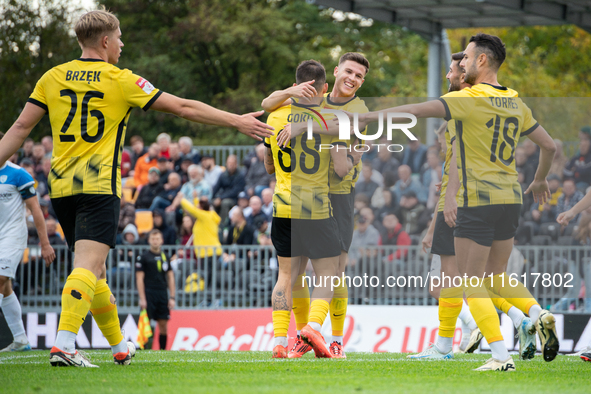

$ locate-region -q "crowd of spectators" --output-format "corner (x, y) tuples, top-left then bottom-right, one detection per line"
(11, 126), (591, 272)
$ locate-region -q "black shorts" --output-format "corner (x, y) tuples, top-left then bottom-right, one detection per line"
(431, 211), (455, 256)
(51, 194), (120, 252)
(330, 191), (355, 252)
(454, 204), (521, 247)
(271, 217), (341, 259)
(145, 289), (170, 321)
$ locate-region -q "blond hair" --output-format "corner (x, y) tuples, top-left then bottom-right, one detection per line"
(74, 9), (120, 48)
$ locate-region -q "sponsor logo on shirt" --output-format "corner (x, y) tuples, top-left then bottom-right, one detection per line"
(135, 77), (155, 95)
(0, 192), (12, 202)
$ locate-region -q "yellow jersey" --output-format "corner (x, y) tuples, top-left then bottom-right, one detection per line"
(28, 58), (162, 199)
(439, 83), (539, 207)
(324, 93), (369, 194)
(264, 100), (341, 219)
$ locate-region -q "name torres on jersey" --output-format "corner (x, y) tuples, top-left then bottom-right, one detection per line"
(439, 83), (539, 208)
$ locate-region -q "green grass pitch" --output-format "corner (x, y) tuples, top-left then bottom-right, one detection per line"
(1, 350), (588, 393)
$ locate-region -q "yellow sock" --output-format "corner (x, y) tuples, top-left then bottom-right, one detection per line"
(329, 281), (348, 336)
(90, 279), (123, 347)
(308, 300), (330, 326)
(489, 273), (539, 315)
(272, 310), (290, 338)
(292, 275), (310, 331)
(58, 267), (97, 333)
(483, 276), (514, 315)
(438, 286), (464, 337)
(464, 282), (503, 344)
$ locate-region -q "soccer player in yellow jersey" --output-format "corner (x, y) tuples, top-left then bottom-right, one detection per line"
(413, 52), (534, 361)
(264, 60), (360, 358)
(262, 53), (369, 358)
(359, 33), (558, 371)
(0, 9), (272, 367)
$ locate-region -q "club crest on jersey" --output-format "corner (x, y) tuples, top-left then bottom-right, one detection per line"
(0, 175), (6, 183)
(136, 77), (155, 95)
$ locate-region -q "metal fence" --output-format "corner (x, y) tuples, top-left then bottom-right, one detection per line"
(14, 244), (591, 314)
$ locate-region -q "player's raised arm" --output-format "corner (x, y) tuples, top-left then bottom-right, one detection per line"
(149, 92), (274, 141)
(0, 103), (46, 165)
(524, 125), (557, 204)
(261, 81), (317, 112)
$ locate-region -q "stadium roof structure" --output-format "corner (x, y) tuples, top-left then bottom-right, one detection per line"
(313, 0), (591, 142)
(314, 0), (591, 38)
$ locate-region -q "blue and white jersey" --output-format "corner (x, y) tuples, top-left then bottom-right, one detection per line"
(0, 162), (36, 249)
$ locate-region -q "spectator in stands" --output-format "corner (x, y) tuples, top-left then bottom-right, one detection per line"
(169, 142), (182, 172)
(549, 139), (567, 180)
(522, 138), (540, 170)
(121, 148), (131, 178)
(380, 213), (411, 262)
(35, 157), (51, 198)
(222, 207), (255, 267)
(168, 165), (212, 214)
(120, 223), (140, 246)
(392, 164), (426, 205)
(349, 213), (381, 266)
(356, 161), (380, 200)
(179, 136), (201, 164)
(357, 159), (384, 187)
(118, 194), (136, 234)
(402, 139), (427, 174)
(374, 189), (397, 224)
(201, 154), (223, 188)
(360, 206), (383, 236)
(516, 146), (535, 186)
(245, 144), (274, 197)
(244, 196), (267, 227)
(133, 143), (160, 188)
(178, 215), (195, 247)
(421, 149), (442, 210)
(150, 172), (182, 211)
(41, 136), (53, 158)
(253, 216), (272, 246)
(556, 179), (585, 223)
(354, 193), (370, 225)
(236, 192), (249, 210)
(261, 188), (273, 219)
(129, 135), (147, 172)
(157, 133), (171, 159)
(396, 190), (428, 235)
(563, 126), (591, 189)
(213, 155), (246, 221)
(177, 157), (192, 184)
(19, 138), (34, 164)
(181, 196), (222, 289)
(152, 209), (177, 245)
(45, 218), (65, 246)
(372, 148), (399, 180)
(32, 143), (45, 171)
(135, 168), (164, 210)
(157, 157), (172, 187)
(371, 171), (397, 209)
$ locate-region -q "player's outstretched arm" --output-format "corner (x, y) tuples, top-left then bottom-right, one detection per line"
(358, 100), (447, 128)
(524, 125), (557, 204)
(557, 191), (591, 226)
(261, 81), (317, 112)
(25, 197), (55, 266)
(0, 103), (46, 165)
(150, 92), (274, 141)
